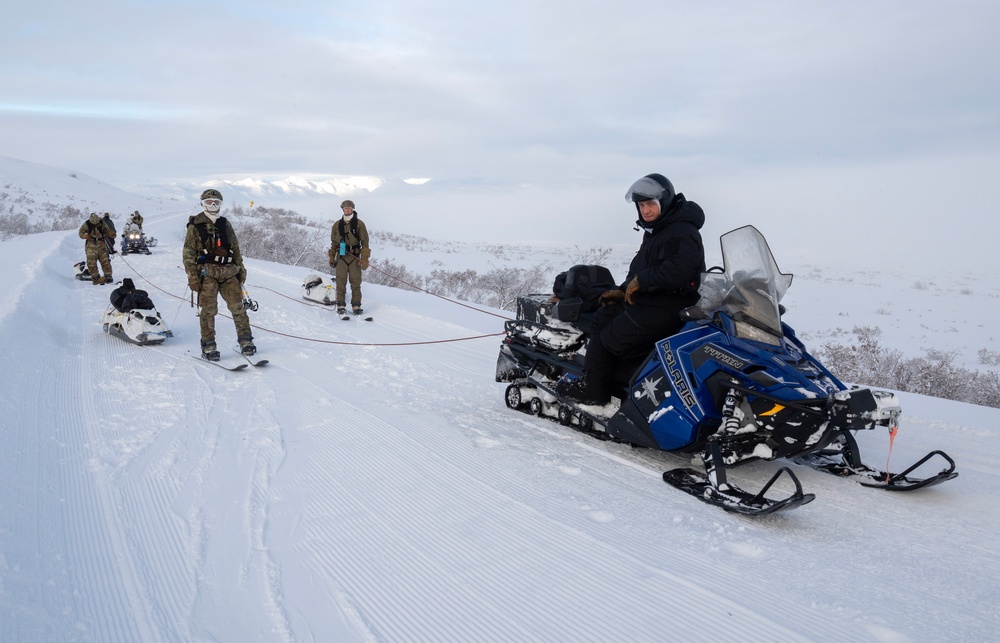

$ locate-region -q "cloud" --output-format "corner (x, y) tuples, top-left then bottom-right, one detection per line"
(2, 0), (999, 273)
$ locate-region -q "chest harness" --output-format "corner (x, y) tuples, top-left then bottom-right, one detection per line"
(189, 216), (236, 265)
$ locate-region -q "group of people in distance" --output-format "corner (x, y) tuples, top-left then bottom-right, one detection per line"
(80, 172), (700, 393)
(78, 210), (145, 285)
(179, 190), (371, 360)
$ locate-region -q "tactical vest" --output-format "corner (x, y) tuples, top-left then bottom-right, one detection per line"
(337, 217), (363, 253)
(85, 221), (105, 240)
(189, 216), (236, 265)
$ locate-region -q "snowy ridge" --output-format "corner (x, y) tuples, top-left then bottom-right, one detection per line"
(0, 208), (998, 640)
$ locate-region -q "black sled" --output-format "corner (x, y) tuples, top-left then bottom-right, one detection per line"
(496, 226), (957, 515)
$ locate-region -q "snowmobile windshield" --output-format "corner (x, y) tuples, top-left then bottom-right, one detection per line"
(625, 176), (668, 203)
(693, 226), (792, 345)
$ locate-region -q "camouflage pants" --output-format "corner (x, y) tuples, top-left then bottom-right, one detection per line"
(85, 240), (112, 281)
(334, 257), (363, 306)
(198, 273), (252, 346)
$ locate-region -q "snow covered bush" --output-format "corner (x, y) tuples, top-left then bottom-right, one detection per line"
(818, 326), (1000, 409)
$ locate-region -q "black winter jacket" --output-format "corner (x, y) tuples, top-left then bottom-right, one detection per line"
(623, 193), (705, 308)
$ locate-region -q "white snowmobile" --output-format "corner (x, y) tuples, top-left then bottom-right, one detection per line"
(100, 278), (173, 345)
(301, 274), (338, 305)
(120, 222), (156, 255)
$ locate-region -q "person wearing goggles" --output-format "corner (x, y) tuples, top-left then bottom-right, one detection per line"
(182, 188), (256, 361)
(556, 173), (706, 406)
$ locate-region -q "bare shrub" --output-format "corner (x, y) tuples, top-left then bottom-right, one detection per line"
(817, 325), (1000, 409)
(570, 245), (612, 266)
(978, 348), (1000, 366)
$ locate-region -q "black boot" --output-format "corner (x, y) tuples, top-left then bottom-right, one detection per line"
(201, 339), (220, 362)
(556, 371), (610, 405)
(238, 336), (256, 356)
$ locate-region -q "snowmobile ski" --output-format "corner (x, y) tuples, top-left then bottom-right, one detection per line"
(793, 430), (957, 491)
(191, 354), (248, 371)
(663, 466), (815, 515)
(233, 348), (269, 367)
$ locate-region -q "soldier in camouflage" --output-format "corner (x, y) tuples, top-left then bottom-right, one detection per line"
(78, 213), (115, 285)
(329, 199), (371, 315)
(182, 189), (255, 361)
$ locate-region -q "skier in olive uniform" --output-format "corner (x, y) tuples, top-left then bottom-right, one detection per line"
(329, 199), (371, 315)
(182, 189), (255, 361)
(78, 213), (115, 284)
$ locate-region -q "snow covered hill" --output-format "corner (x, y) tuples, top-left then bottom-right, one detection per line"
(1, 204), (998, 641)
(0, 156), (168, 228)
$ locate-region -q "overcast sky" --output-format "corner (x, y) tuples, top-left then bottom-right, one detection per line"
(3, 0), (999, 271)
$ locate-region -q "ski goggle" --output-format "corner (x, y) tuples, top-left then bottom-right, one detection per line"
(201, 198), (222, 208)
(625, 176), (667, 203)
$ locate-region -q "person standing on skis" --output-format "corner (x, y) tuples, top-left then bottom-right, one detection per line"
(78, 213), (115, 285)
(557, 173), (705, 405)
(329, 199), (371, 315)
(182, 188), (255, 361)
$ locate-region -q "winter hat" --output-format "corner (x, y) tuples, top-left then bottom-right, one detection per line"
(340, 199), (355, 210)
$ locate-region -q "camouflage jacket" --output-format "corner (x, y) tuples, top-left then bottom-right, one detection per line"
(182, 212), (246, 282)
(79, 219), (115, 244)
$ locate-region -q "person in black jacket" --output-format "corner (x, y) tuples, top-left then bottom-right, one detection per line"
(557, 173), (706, 405)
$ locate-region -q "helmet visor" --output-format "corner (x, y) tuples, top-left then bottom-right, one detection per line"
(625, 176), (667, 203)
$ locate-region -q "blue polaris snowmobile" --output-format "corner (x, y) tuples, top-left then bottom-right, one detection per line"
(496, 225), (957, 515)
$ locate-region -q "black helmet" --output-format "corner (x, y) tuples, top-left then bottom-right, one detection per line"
(625, 173), (675, 213)
(200, 188), (223, 201)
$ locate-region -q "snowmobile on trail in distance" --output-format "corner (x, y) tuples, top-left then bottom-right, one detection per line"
(496, 225), (957, 515)
(100, 278), (173, 346)
(120, 222), (156, 255)
(301, 273), (337, 305)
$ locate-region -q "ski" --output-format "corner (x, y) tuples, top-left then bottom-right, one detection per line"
(190, 354), (248, 371)
(663, 467), (815, 515)
(234, 348), (269, 367)
(793, 449), (957, 491)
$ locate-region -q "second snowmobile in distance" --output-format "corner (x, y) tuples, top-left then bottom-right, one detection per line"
(120, 222), (155, 255)
(496, 225), (957, 515)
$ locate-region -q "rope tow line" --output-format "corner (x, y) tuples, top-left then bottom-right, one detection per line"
(116, 254), (508, 347)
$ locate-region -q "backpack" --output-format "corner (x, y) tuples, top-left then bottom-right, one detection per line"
(552, 265), (616, 311)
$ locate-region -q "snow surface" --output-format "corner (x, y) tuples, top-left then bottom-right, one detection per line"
(1, 203), (999, 642)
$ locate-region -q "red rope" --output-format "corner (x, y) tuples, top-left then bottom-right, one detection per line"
(117, 254), (506, 347)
